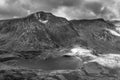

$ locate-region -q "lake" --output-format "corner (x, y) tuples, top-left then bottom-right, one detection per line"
(7, 56), (83, 70)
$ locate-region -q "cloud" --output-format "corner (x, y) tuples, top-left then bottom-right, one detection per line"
(85, 2), (103, 15)
(52, 6), (97, 20)
(0, 0), (82, 19)
(0, 0), (6, 7)
(0, 0), (28, 19)
(0, 0), (120, 20)
(53, 0), (120, 20)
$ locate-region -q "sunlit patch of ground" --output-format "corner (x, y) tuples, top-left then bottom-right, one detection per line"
(116, 27), (120, 34)
(86, 54), (120, 68)
(106, 28), (120, 37)
(64, 46), (120, 69)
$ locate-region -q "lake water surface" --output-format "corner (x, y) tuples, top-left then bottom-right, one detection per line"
(11, 56), (83, 70)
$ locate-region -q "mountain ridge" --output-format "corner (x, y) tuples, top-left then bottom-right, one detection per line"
(0, 11), (119, 55)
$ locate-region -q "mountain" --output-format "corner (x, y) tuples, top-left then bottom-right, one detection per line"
(0, 11), (120, 80)
(0, 11), (119, 54)
(0, 11), (79, 52)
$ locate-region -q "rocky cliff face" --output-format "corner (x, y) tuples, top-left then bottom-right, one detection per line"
(0, 11), (120, 80)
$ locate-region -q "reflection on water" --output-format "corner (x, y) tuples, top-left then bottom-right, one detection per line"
(13, 57), (83, 70)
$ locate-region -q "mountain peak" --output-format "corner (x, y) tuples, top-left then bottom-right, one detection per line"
(34, 11), (52, 21)
(27, 11), (56, 24)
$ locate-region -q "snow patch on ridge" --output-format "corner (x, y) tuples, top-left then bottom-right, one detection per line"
(64, 46), (120, 68)
(87, 54), (120, 68)
(39, 19), (48, 24)
(64, 46), (95, 59)
(116, 27), (120, 33)
(106, 28), (120, 37)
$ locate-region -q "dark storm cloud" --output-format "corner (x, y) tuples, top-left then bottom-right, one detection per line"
(0, 0), (120, 20)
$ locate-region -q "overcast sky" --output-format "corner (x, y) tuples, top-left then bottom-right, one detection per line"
(0, 0), (120, 20)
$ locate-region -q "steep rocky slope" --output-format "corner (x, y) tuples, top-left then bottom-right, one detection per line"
(0, 11), (120, 80)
